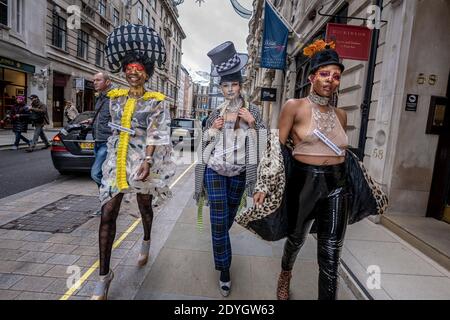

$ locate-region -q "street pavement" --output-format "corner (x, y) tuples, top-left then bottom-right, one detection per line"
(0, 144), (449, 300)
(0, 148), (63, 199)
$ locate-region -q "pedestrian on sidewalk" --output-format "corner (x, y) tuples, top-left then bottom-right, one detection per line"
(64, 100), (79, 123)
(10, 96), (31, 150)
(90, 24), (175, 300)
(253, 40), (350, 300)
(194, 41), (265, 297)
(26, 94), (50, 152)
(83, 72), (112, 217)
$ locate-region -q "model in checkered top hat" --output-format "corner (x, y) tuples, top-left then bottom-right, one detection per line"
(194, 41), (266, 297)
(91, 24), (175, 300)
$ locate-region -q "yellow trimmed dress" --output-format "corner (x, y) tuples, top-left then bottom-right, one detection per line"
(99, 89), (176, 207)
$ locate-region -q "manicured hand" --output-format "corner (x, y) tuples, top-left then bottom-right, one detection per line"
(253, 192), (266, 207)
(211, 117), (224, 130)
(239, 108), (255, 126)
(136, 162), (150, 181)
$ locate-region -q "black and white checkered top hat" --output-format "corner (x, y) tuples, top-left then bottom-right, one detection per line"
(207, 41), (248, 77)
(105, 24), (166, 72)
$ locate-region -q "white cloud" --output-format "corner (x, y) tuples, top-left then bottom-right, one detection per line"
(178, 0), (253, 73)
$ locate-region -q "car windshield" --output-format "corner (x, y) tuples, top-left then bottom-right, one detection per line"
(171, 119), (193, 128)
(72, 111), (96, 124)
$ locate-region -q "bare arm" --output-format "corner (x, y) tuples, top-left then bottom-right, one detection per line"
(278, 99), (298, 145)
(254, 99), (298, 206)
(335, 108), (347, 131)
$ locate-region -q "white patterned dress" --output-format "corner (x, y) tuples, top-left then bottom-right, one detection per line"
(99, 92), (176, 207)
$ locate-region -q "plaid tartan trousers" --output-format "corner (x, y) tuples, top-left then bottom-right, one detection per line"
(204, 167), (246, 271)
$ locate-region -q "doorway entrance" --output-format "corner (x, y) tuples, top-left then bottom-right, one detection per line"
(426, 73), (450, 222)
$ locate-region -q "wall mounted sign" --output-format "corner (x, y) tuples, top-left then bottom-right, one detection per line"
(326, 23), (372, 61)
(0, 56), (35, 73)
(405, 94), (419, 112)
(261, 87), (277, 102)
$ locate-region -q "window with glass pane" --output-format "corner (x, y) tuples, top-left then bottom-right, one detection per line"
(113, 8), (119, 26)
(95, 40), (105, 67)
(77, 30), (89, 60)
(144, 10), (149, 26)
(52, 14), (67, 50)
(137, 1), (143, 22)
(151, 17), (155, 28)
(15, 0), (22, 33)
(98, 0), (106, 16)
(0, 0), (7, 26)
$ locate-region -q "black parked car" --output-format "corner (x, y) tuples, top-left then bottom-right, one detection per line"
(170, 118), (201, 152)
(50, 111), (95, 174)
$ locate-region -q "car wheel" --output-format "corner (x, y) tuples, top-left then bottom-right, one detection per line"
(58, 170), (71, 175)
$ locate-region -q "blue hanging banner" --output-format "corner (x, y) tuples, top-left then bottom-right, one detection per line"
(260, 1), (289, 70)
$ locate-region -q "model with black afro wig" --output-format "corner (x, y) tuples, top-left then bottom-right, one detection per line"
(121, 51), (156, 80)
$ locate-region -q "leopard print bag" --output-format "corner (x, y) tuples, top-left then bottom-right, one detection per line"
(235, 131), (290, 241)
(346, 150), (389, 223)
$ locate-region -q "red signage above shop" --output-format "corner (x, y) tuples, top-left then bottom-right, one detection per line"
(326, 23), (372, 61)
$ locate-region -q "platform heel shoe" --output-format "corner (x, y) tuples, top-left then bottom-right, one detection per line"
(219, 280), (232, 297)
(276, 270), (292, 300)
(91, 270), (114, 300)
(137, 239), (151, 266)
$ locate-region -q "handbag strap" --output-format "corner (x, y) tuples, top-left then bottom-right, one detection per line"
(92, 94), (108, 123)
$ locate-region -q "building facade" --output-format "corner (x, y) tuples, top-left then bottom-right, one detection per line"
(0, 0), (49, 122)
(177, 65), (193, 118)
(193, 83), (209, 120)
(178, 66), (195, 118)
(245, 0), (450, 263)
(0, 0), (185, 127)
(208, 63), (224, 111)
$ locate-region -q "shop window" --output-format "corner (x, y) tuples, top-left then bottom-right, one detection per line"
(0, 0), (7, 26)
(77, 30), (89, 60)
(52, 13), (67, 50)
(0, 68), (26, 120)
(95, 40), (105, 67)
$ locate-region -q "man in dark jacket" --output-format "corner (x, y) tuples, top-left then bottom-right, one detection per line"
(82, 73), (112, 216)
(90, 72), (112, 187)
(10, 96), (31, 150)
(27, 94), (50, 152)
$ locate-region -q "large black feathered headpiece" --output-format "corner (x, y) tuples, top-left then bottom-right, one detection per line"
(105, 24), (166, 73)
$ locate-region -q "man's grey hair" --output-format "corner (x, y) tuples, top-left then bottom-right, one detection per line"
(95, 72), (111, 81)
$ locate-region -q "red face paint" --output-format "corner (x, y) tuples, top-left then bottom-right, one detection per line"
(125, 63), (145, 72)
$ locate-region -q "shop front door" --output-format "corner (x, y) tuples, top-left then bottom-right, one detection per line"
(53, 86), (65, 127)
(427, 73), (450, 222)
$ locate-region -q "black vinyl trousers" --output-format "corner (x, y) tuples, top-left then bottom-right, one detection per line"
(282, 159), (349, 300)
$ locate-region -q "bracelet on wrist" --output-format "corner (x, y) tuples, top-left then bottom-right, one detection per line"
(144, 155), (153, 165)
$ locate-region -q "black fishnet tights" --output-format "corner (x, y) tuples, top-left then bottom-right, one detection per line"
(98, 193), (154, 275)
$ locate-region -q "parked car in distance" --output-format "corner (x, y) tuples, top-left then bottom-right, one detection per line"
(50, 111), (95, 174)
(170, 118), (201, 152)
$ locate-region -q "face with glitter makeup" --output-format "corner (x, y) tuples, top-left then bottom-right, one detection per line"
(125, 62), (148, 88)
(309, 65), (341, 97)
(220, 81), (241, 101)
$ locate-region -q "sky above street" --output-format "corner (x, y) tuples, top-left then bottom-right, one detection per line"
(178, 0), (253, 73)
